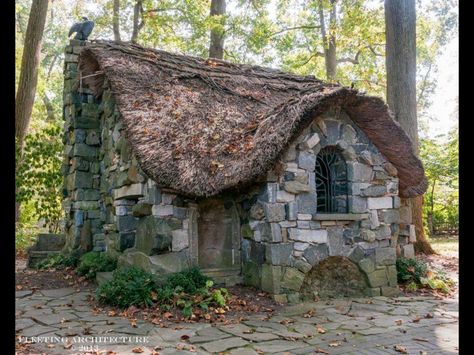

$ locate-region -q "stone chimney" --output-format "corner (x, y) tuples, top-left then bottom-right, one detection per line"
(61, 40), (105, 254)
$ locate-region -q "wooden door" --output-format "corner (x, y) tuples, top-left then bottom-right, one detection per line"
(197, 198), (239, 271)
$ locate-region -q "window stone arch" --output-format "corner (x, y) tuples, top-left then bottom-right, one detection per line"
(315, 146), (348, 213)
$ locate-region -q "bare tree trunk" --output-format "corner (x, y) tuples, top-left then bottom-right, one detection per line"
(385, 0), (435, 255)
(318, 0), (337, 81)
(208, 0), (226, 59)
(131, 0), (144, 43)
(15, 0), (49, 150)
(15, 0), (49, 223)
(427, 179), (436, 235)
(113, 0), (121, 42)
(42, 94), (55, 121)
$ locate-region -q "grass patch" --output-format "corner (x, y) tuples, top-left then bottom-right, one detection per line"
(430, 235), (459, 256)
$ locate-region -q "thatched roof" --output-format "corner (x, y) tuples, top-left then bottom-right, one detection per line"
(77, 40), (427, 198)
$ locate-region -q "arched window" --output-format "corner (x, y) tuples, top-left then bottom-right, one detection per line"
(315, 146), (348, 213)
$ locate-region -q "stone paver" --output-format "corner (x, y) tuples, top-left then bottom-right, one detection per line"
(16, 288), (458, 354)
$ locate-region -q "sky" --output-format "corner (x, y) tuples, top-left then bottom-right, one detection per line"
(422, 37), (458, 139)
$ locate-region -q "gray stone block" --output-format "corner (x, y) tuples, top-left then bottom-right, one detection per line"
(132, 203), (152, 217)
(375, 247), (396, 265)
(259, 223), (282, 242)
(298, 151), (316, 171)
(116, 215), (138, 232)
(367, 269), (388, 287)
(260, 183), (278, 203)
(379, 209), (400, 224)
(281, 267), (305, 291)
(348, 162), (373, 182)
(286, 201), (297, 220)
(402, 244), (415, 258)
(72, 171), (93, 189)
(303, 244), (329, 266)
(264, 203), (286, 222)
(349, 196), (368, 213)
(296, 192), (317, 214)
(265, 243), (293, 265)
(119, 232), (135, 251)
(261, 264), (282, 293)
(360, 185), (387, 197)
(282, 181), (311, 194)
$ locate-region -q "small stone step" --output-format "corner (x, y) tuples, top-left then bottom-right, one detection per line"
(34, 234), (66, 251)
(211, 275), (243, 287)
(27, 250), (62, 269)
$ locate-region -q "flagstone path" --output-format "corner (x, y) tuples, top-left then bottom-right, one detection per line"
(16, 287), (458, 354)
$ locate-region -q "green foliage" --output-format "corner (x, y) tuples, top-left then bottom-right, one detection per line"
(16, 124), (63, 232)
(76, 252), (117, 279)
(396, 257), (428, 284)
(96, 267), (230, 316)
(37, 252), (80, 269)
(420, 126), (458, 234)
(396, 257), (455, 294)
(163, 266), (211, 294)
(96, 266), (157, 308)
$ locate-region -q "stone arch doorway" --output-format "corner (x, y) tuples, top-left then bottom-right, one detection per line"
(300, 256), (369, 299)
(196, 198), (241, 280)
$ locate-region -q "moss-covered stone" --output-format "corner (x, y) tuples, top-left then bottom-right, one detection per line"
(261, 264), (281, 294)
(281, 267), (305, 291)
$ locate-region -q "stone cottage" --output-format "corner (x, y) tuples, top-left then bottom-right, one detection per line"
(60, 40), (427, 301)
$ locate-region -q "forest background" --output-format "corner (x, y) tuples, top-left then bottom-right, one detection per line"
(15, 0), (458, 252)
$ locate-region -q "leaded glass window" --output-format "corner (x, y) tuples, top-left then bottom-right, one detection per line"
(315, 146), (348, 213)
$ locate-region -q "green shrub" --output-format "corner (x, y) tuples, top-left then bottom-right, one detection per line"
(96, 267), (156, 308)
(96, 267), (231, 315)
(163, 267), (211, 294)
(396, 257), (428, 284)
(76, 252), (117, 279)
(396, 257), (455, 294)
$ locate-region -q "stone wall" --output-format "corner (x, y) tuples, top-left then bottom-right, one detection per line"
(61, 41), (195, 275)
(239, 109), (416, 301)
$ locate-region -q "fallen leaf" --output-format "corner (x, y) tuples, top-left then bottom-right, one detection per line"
(413, 337), (429, 342)
(130, 319), (138, 328)
(329, 341), (340, 347)
(132, 347), (144, 353)
(317, 326), (326, 334)
(163, 312), (173, 319)
(315, 348), (329, 354)
(394, 345), (408, 353)
(181, 335), (190, 341)
(395, 320), (403, 326)
(412, 317), (421, 323)
(425, 313), (434, 319)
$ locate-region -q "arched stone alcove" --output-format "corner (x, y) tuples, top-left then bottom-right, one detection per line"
(300, 256), (369, 300)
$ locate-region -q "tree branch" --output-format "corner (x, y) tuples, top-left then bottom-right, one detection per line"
(337, 50), (361, 64)
(299, 52), (325, 66)
(269, 25), (321, 37)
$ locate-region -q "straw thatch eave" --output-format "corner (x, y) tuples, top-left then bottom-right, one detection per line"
(77, 40), (427, 198)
